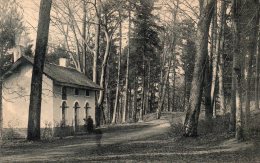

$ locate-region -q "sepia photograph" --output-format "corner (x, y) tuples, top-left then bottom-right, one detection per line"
(0, 0), (259, 162)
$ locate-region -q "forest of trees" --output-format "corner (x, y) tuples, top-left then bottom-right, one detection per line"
(0, 0), (259, 142)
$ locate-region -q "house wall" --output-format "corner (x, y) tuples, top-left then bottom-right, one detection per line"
(2, 63), (96, 138)
(2, 64), (54, 137)
(52, 85), (96, 129)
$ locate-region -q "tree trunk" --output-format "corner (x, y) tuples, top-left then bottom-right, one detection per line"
(140, 62), (145, 122)
(93, 0), (101, 126)
(119, 94), (123, 123)
(128, 87), (132, 120)
(172, 70), (176, 112)
(184, 0), (215, 137)
(27, 0), (52, 141)
(256, 19), (260, 111)
(122, 9), (130, 123)
(183, 55), (187, 111)
(112, 13), (122, 124)
(96, 31), (111, 127)
(159, 34), (167, 99)
(255, 5), (260, 111)
(140, 45), (146, 122)
(167, 81), (170, 112)
(105, 79), (110, 123)
(70, 24), (82, 72)
(82, 0), (87, 75)
(0, 79), (2, 139)
(204, 56), (213, 121)
(0, 47), (2, 139)
(93, 0), (101, 83)
(218, 0), (227, 115)
(205, 2), (217, 121)
(231, 0), (244, 141)
(209, 1), (218, 118)
(157, 63), (171, 119)
(229, 68), (237, 132)
(245, 1), (259, 128)
(133, 77), (138, 122)
(146, 60), (151, 114)
(172, 48), (177, 112)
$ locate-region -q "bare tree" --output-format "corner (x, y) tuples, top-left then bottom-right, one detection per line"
(184, 0), (215, 137)
(112, 11), (122, 124)
(96, 0), (123, 126)
(157, 0), (179, 119)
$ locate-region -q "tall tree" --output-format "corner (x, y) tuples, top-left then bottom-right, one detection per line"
(122, 3), (132, 123)
(184, 0), (215, 137)
(27, 0), (52, 141)
(112, 11), (122, 124)
(132, 0), (161, 121)
(0, 0), (25, 139)
(245, 0), (259, 127)
(93, 0), (101, 83)
(230, 0), (243, 141)
(207, 0), (217, 119)
(217, 0), (227, 115)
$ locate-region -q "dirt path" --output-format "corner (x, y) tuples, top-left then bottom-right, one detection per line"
(0, 119), (171, 162)
(0, 113), (259, 162)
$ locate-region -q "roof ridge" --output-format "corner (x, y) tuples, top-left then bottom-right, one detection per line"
(3, 56), (102, 90)
(47, 62), (81, 72)
(23, 55), (83, 73)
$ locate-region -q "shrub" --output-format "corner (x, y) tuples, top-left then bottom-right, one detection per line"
(41, 121), (53, 140)
(2, 122), (17, 140)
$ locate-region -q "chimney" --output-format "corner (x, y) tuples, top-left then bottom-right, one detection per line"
(59, 58), (69, 67)
(13, 45), (24, 62)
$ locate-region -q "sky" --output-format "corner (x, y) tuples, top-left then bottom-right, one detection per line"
(19, 0), (40, 42)
(18, 0), (199, 47)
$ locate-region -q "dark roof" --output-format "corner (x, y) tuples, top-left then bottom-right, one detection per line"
(2, 56), (102, 90)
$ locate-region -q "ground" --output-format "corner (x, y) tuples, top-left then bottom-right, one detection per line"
(0, 112), (260, 162)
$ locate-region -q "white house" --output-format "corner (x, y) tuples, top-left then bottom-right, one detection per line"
(1, 55), (101, 138)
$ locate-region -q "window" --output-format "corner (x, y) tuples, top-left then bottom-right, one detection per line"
(74, 102), (80, 131)
(62, 87), (67, 100)
(85, 103), (89, 119)
(75, 88), (79, 95)
(85, 90), (90, 96)
(61, 101), (67, 126)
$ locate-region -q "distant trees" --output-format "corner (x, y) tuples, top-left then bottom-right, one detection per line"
(157, 0), (179, 119)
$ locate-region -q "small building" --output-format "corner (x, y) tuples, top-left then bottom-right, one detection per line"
(1, 55), (101, 138)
